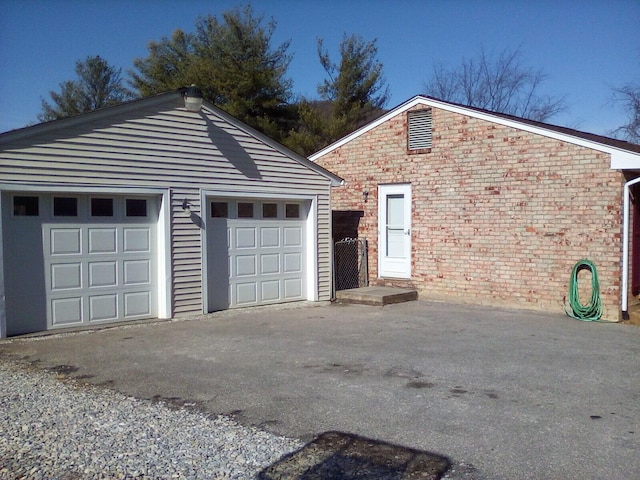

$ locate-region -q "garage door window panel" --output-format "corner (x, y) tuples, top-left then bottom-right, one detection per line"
(262, 203), (278, 218)
(238, 202), (254, 218)
(211, 201), (229, 218)
(126, 199), (147, 217)
(285, 203), (300, 219)
(13, 196), (39, 216)
(91, 198), (114, 217)
(53, 197), (78, 217)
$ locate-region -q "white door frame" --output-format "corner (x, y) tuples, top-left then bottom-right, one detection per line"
(378, 183), (412, 279)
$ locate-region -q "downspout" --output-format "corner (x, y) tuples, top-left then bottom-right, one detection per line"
(621, 176), (640, 319)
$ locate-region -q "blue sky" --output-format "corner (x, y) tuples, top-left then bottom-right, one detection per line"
(1, 0), (639, 136)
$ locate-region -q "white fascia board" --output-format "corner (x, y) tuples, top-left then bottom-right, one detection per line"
(309, 96), (640, 170)
(611, 151), (640, 170)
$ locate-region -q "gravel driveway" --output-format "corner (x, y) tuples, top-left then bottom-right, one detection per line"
(1, 300), (639, 479)
(0, 361), (302, 479)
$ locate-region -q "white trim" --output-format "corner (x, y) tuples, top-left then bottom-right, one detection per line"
(611, 151), (640, 170)
(309, 96), (640, 170)
(156, 190), (172, 319)
(621, 176), (640, 316)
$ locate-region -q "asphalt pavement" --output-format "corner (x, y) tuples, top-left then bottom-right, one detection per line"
(1, 300), (638, 479)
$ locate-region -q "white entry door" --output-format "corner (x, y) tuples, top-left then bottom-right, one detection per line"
(378, 184), (411, 278)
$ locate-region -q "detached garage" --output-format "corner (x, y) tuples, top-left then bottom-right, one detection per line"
(0, 89), (342, 337)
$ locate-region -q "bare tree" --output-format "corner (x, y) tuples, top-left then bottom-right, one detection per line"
(611, 83), (640, 143)
(424, 47), (566, 122)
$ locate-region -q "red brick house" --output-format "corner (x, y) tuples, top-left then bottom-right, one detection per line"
(310, 96), (640, 321)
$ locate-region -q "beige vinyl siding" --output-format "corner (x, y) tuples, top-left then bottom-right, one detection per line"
(316, 194), (333, 300)
(170, 188), (203, 315)
(1, 95), (334, 317)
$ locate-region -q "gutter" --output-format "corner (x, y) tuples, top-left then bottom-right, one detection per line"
(621, 176), (640, 319)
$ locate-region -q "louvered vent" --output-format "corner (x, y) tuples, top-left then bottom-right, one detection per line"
(408, 109), (432, 150)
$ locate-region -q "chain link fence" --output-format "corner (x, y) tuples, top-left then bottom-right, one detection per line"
(334, 238), (368, 291)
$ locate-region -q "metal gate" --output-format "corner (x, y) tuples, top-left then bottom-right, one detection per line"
(334, 238), (368, 291)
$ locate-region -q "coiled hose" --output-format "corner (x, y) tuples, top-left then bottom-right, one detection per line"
(564, 259), (603, 321)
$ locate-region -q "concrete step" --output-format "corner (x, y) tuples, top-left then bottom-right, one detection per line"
(335, 286), (418, 306)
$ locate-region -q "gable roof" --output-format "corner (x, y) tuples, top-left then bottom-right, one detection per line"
(309, 95), (640, 170)
(0, 89), (344, 186)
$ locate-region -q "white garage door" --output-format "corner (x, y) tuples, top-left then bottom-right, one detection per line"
(207, 199), (307, 311)
(3, 193), (157, 334)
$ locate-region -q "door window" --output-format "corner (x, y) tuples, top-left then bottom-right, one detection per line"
(386, 194), (405, 257)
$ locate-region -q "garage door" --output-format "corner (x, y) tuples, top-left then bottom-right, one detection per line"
(207, 199), (306, 311)
(3, 193), (157, 334)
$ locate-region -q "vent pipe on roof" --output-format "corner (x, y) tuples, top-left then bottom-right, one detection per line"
(183, 84), (203, 112)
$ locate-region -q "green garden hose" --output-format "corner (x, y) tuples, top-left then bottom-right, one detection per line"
(564, 259), (603, 321)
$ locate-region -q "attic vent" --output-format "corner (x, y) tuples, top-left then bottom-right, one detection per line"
(408, 109), (432, 151)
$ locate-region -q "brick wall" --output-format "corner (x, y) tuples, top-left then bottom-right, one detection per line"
(316, 105), (624, 320)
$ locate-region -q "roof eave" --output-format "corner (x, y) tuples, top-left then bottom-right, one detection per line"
(309, 95), (640, 169)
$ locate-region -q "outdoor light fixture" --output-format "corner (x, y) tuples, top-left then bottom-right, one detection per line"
(183, 84), (203, 112)
(362, 190), (369, 203)
(182, 198), (191, 213)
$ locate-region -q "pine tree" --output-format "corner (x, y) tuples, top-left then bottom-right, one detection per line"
(39, 56), (130, 122)
(130, 5), (293, 140)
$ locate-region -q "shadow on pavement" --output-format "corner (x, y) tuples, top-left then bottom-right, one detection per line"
(259, 431), (451, 479)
